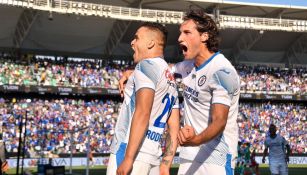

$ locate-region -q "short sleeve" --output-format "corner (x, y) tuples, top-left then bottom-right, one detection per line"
(134, 60), (160, 92)
(208, 68), (240, 106)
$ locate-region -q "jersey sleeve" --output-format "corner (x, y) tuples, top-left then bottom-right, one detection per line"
(208, 68), (240, 106)
(134, 60), (160, 92)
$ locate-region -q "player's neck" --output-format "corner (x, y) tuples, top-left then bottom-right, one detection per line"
(143, 50), (164, 60)
(270, 134), (277, 139)
(194, 49), (215, 67)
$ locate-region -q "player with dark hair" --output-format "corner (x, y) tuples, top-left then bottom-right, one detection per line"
(175, 8), (240, 175)
(118, 8), (240, 175)
(107, 22), (179, 175)
(262, 124), (290, 175)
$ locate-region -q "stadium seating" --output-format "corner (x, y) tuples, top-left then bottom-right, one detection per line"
(0, 59), (305, 94)
(1, 98), (305, 156)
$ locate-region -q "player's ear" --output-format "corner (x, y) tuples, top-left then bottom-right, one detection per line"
(147, 39), (155, 49)
(201, 32), (209, 43)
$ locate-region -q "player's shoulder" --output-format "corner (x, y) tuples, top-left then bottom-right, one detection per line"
(135, 58), (167, 83)
(212, 54), (236, 71)
(136, 58), (166, 71)
(276, 134), (286, 140)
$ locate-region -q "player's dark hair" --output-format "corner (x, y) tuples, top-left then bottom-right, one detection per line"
(184, 8), (220, 52)
(140, 22), (168, 49)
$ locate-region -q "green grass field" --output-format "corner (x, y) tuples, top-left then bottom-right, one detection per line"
(5, 164), (307, 175)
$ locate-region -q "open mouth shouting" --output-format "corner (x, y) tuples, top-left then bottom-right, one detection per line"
(179, 43), (188, 57)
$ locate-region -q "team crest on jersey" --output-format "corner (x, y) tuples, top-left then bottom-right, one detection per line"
(198, 75), (206, 86)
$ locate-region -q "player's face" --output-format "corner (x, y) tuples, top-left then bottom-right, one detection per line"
(178, 19), (204, 60)
(269, 125), (276, 136)
(131, 27), (149, 63)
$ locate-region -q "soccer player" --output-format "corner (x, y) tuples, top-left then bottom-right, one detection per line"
(107, 22), (179, 175)
(262, 124), (290, 175)
(175, 8), (240, 175)
(118, 8), (240, 175)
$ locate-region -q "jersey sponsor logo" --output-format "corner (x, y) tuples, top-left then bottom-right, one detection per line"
(165, 69), (175, 81)
(182, 84), (199, 97)
(182, 84), (199, 102)
(198, 75), (207, 86)
(183, 91), (199, 102)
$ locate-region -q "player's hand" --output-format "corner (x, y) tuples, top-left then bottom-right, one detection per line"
(116, 158), (133, 175)
(119, 76), (128, 98)
(119, 70), (133, 98)
(262, 158), (265, 164)
(159, 165), (170, 175)
(177, 125), (197, 146)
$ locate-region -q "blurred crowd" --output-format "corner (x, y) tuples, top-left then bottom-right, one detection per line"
(237, 64), (306, 94)
(0, 59), (306, 94)
(1, 98), (306, 158)
(0, 59), (127, 89)
(0, 98), (121, 157)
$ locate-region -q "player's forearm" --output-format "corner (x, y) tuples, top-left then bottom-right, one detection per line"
(286, 144), (291, 157)
(160, 131), (177, 169)
(194, 117), (227, 145)
(124, 111), (150, 161)
(161, 110), (180, 168)
(262, 148), (268, 159)
(191, 103), (228, 145)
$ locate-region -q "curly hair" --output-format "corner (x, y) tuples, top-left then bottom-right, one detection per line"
(140, 22), (168, 49)
(183, 8), (220, 52)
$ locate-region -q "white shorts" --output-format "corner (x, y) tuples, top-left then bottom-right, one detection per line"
(269, 162), (288, 175)
(177, 158), (234, 175)
(106, 153), (159, 175)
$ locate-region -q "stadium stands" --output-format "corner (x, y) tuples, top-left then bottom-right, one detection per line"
(1, 98), (305, 156)
(0, 58), (305, 94)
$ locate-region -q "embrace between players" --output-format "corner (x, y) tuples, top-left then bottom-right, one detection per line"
(106, 8), (241, 175)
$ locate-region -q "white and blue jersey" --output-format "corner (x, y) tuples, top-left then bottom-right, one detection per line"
(110, 57), (179, 166)
(265, 134), (288, 163)
(174, 52), (240, 169)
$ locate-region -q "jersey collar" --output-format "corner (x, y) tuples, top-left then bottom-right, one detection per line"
(195, 51), (220, 71)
